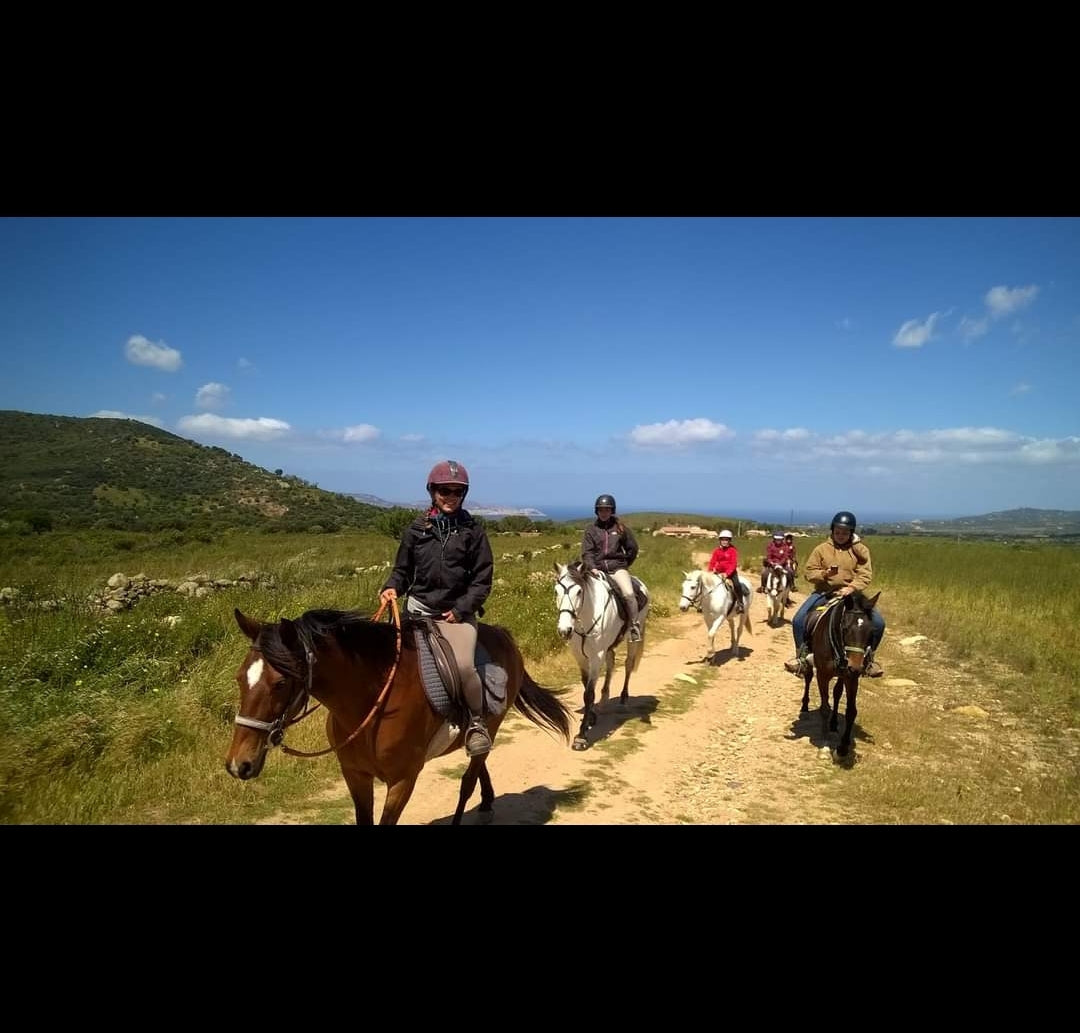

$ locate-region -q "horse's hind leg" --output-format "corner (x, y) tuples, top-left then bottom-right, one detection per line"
(838, 679), (858, 758)
(619, 647), (634, 706)
(379, 773), (421, 825)
(452, 756), (489, 825)
(817, 671), (832, 735)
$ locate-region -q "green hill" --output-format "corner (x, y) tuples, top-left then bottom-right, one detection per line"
(0, 410), (384, 534)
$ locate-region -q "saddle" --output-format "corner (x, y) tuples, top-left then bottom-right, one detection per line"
(805, 595), (843, 639)
(410, 618), (508, 724)
(595, 571), (647, 636)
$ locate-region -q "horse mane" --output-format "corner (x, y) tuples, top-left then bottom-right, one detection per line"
(257, 608), (395, 673)
(700, 570), (722, 590)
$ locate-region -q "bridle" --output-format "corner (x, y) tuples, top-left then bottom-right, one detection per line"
(233, 598), (403, 758)
(556, 571), (610, 642)
(679, 576), (702, 611)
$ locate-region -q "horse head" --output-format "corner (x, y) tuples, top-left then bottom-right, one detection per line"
(225, 609), (311, 780)
(835, 591), (880, 674)
(766, 565), (788, 597)
(679, 570), (703, 612)
(553, 562), (585, 640)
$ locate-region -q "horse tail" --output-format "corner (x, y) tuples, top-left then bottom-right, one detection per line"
(515, 670), (573, 743)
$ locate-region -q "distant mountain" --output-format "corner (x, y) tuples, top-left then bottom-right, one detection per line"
(345, 493), (547, 519)
(869, 507), (1080, 539)
(0, 410), (383, 533)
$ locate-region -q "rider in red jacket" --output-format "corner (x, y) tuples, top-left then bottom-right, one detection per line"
(707, 530), (744, 613)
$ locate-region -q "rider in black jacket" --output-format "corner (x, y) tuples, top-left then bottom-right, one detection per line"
(580, 493), (641, 642)
(380, 460), (495, 756)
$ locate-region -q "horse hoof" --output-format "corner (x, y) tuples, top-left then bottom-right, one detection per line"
(572, 737), (590, 751)
(476, 809), (494, 825)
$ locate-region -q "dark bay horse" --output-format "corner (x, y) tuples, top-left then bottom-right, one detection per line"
(225, 605), (572, 824)
(801, 590), (880, 757)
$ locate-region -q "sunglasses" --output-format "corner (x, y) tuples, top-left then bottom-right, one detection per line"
(435, 486), (465, 497)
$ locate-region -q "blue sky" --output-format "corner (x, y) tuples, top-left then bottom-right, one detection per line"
(2, 216), (1078, 519)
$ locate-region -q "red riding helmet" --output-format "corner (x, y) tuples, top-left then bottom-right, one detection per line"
(426, 459), (470, 499)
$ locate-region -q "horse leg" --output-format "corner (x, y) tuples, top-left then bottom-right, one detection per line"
(619, 645), (633, 706)
(379, 773), (421, 825)
(600, 649), (616, 704)
(800, 669), (812, 713)
(341, 764), (375, 825)
(838, 677), (858, 758)
(573, 670), (596, 750)
(817, 669), (832, 736)
(451, 755), (488, 825)
(830, 677), (843, 733)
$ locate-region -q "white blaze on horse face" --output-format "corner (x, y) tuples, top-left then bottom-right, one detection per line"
(555, 578), (580, 636)
(247, 658), (264, 689)
(679, 577), (698, 612)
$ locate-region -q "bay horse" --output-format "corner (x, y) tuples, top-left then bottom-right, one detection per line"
(800, 590), (880, 758)
(764, 564), (792, 626)
(225, 604), (572, 824)
(678, 569), (754, 662)
(553, 561), (650, 751)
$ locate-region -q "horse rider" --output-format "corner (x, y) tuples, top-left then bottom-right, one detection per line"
(580, 494), (642, 642)
(707, 530), (746, 614)
(379, 459), (496, 757)
(784, 532), (799, 587)
(759, 530), (795, 595)
(783, 511), (886, 678)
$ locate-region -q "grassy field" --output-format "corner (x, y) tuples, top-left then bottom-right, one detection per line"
(1, 524), (1077, 824)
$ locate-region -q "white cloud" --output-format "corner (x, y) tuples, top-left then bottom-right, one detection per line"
(400, 433), (426, 442)
(892, 312), (943, 348)
(342, 424), (380, 443)
(125, 334), (182, 372)
(754, 428), (811, 442)
(985, 284), (1039, 319)
(958, 315), (989, 341)
(837, 317), (854, 331)
(195, 382), (231, 410)
(1010, 381), (1032, 396)
(89, 410), (164, 428)
(177, 414), (290, 440)
(237, 358), (254, 371)
(789, 425), (1080, 468)
(629, 418), (734, 447)
(151, 392), (166, 404)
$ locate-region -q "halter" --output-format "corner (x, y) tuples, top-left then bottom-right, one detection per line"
(233, 598), (403, 758)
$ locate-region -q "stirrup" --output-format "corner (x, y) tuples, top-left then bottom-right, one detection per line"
(864, 659), (884, 678)
(465, 717), (492, 757)
(628, 623), (642, 643)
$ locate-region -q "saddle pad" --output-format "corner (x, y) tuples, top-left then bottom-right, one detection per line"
(414, 629), (509, 720)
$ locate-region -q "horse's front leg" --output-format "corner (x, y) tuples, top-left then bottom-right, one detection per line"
(838, 676), (858, 758)
(816, 667), (832, 735)
(600, 648), (616, 703)
(379, 771), (421, 825)
(619, 644), (634, 706)
(573, 664), (597, 751)
(830, 676), (844, 734)
(339, 751), (375, 825)
(800, 668), (812, 713)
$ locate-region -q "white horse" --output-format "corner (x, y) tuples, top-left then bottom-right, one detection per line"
(553, 561), (650, 751)
(764, 565), (792, 626)
(678, 569), (754, 662)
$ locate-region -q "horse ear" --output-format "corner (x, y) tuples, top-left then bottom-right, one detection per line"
(865, 592), (881, 610)
(235, 608), (261, 642)
(553, 561), (561, 574)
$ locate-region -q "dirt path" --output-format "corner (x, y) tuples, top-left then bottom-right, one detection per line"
(257, 556), (880, 825)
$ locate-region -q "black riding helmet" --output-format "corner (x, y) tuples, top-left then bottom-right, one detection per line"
(831, 511), (857, 531)
(595, 494), (617, 515)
